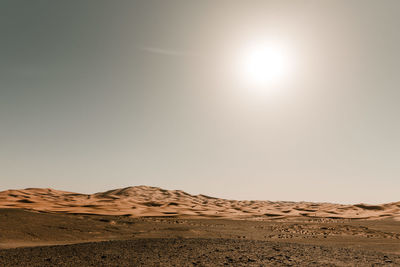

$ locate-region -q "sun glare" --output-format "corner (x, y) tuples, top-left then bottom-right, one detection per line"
(239, 41), (293, 90)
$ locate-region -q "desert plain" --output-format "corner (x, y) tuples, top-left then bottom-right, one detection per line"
(0, 186), (400, 266)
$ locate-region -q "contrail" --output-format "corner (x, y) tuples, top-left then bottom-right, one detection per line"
(140, 46), (187, 56)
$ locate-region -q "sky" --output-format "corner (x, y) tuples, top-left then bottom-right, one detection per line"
(1, 0), (399, 204)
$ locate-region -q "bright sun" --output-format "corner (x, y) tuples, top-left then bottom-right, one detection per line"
(239, 41), (292, 90)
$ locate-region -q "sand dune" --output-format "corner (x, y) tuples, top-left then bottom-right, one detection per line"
(0, 186), (399, 220)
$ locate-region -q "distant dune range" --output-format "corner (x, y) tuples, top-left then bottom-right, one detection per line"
(0, 186), (399, 220)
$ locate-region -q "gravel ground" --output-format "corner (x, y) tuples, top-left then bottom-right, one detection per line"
(1, 238), (400, 266)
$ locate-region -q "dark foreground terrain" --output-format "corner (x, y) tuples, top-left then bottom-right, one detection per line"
(1, 209), (400, 266)
(2, 238), (400, 266)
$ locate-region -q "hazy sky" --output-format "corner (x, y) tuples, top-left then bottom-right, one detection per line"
(1, 0), (399, 204)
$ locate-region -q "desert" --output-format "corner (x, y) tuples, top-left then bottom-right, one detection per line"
(2, 1), (400, 265)
(1, 186), (399, 266)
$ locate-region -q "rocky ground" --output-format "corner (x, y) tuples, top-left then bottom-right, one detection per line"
(1, 209), (400, 266)
(1, 238), (400, 266)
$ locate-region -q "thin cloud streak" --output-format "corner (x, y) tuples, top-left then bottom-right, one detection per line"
(140, 46), (187, 56)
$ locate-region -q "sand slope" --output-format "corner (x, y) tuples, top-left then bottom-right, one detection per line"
(0, 186), (399, 220)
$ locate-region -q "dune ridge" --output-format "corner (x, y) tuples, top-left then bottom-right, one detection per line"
(0, 186), (399, 220)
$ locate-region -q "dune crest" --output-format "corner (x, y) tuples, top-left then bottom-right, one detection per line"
(0, 186), (399, 220)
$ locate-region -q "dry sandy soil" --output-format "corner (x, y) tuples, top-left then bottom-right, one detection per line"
(1, 186), (399, 220)
(0, 186), (400, 266)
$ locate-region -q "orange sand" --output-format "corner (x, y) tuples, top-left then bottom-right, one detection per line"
(0, 186), (399, 220)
